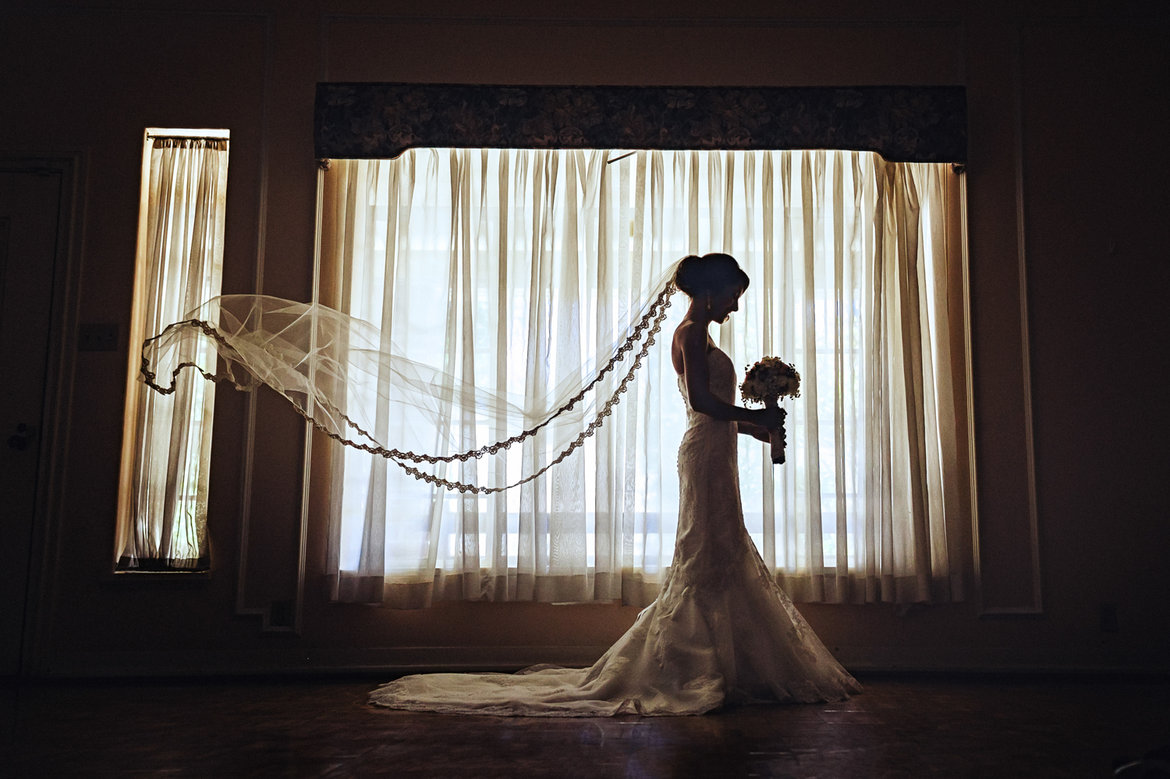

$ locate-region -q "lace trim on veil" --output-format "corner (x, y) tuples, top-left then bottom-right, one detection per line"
(141, 280), (677, 494)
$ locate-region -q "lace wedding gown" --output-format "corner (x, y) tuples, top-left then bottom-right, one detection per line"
(368, 345), (860, 716)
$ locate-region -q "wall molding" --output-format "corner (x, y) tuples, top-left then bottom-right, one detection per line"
(975, 22), (1042, 616)
(229, 10), (296, 633)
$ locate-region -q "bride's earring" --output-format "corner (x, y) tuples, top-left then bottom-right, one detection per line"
(705, 296), (712, 316)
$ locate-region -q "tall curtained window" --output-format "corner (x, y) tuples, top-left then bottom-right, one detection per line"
(116, 129), (229, 571)
(313, 147), (973, 606)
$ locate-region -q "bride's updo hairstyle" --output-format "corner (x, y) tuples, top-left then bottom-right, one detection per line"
(673, 253), (750, 299)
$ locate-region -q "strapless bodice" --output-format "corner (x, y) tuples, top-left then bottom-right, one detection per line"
(677, 346), (738, 427)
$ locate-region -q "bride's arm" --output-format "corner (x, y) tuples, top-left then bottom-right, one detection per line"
(676, 321), (780, 428)
(737, 421), (772, 442)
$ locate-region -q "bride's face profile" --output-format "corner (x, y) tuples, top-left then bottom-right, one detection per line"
(708, 283), (745, 324)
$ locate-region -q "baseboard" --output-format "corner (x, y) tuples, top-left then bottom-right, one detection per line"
(33, 643), (1170, 680)
(833, 644), (1170, 677)
(37, 645), (612, 679)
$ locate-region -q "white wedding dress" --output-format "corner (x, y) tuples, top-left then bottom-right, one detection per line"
(368, 345), (860, 716)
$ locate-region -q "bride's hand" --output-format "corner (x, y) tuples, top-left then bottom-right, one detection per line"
(757, 406), (785, 430)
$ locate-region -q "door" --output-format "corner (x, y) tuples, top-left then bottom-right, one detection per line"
(0, 167), (65, 675)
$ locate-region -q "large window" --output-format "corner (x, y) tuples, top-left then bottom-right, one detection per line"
(314, 148), (973, 607)
(115, 128), (229, 571)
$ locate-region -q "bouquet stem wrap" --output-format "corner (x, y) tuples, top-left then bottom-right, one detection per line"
(765, 398), (786, 465)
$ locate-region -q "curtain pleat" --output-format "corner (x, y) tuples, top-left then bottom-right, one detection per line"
(317, 149), (972, 606)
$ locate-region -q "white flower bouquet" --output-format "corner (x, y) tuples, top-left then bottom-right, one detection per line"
(740, 357), (801, 464)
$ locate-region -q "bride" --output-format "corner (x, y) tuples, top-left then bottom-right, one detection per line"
(368, 253), (861, 716)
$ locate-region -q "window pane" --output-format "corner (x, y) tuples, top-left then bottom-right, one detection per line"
(115, 129), (229, 571)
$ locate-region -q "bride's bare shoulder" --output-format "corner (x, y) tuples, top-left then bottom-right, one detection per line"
(672, 320), (709, 376)
(673, 319), (705, 345)
(673, 320), (702, 356)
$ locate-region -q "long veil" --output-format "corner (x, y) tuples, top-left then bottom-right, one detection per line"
(140, 264), (680, 494)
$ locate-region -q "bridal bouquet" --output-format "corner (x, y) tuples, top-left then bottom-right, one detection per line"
(740, 357), (801, 464)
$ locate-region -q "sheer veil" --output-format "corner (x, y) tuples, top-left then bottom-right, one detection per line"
(141, 262), (681, 494)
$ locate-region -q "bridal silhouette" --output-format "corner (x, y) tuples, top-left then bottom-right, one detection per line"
(368, 254), (860, 716)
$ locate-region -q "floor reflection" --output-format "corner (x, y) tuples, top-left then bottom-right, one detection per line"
(2, 676), (1168, 776)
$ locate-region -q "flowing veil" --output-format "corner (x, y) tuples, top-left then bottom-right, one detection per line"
(140, 263), (681, 494)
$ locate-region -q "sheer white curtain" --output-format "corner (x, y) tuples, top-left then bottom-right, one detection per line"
(314, 148), (972, 606)
(116, 134), (229, 570)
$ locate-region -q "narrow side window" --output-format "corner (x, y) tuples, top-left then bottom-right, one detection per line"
(115, 128), (229, 572)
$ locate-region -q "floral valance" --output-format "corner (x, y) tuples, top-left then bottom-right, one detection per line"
(314, 83), (967, 163)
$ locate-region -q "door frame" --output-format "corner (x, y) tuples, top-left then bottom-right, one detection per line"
(1, 153), (84, 676)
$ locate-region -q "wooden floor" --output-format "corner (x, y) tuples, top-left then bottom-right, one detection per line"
(2, 674), (1168, 777)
